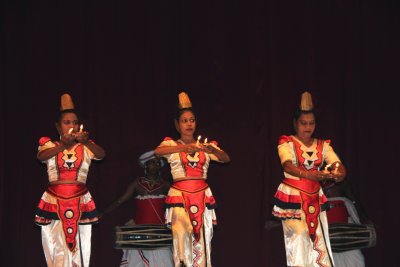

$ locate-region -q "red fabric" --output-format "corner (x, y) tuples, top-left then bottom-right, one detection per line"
(299, 192), (321, 242)
(182, 190), (206, 242)
(56, 144), (84, 181)
(278, 135), (291, 144)
(326, 200), (349, 224)
(46, 184), (88, 199)
(210, 140), (218, 146)
(274, 190), (302, 204)
(163, 137), (173, 141)
(57, 197), (81, 251)
(137, 177), (164, 192)
(39, 137), (51, 146)
(292, 138), (323, 172)
(274, 186), (327, 205)
(134, 197), (166, 225)
(79, 198), (97, 213)
(172, 179), (209, 192)
(178, 150), (207, 178)
(283, 178), (320, 194)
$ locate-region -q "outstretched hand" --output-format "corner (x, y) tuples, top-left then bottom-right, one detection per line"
(307, 171), (335, 182)
(75, 131), (89, 144)
(200, 144), (217, 154)
(60, 131), (76, 147)
(183, 143), (201, 154)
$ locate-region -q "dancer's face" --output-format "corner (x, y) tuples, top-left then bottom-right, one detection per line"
(178, 110), (196, 137)
(57, 112), (79, 135)
(294, 113), (316, 139)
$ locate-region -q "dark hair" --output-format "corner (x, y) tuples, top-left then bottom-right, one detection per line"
(175, 108), (196, 122)
(56, 109), (78, 124)
(293, 107), (317, 122)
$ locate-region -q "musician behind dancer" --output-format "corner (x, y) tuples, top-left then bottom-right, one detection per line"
(322, 179), (374, 267)
(100, 151), (173, 267)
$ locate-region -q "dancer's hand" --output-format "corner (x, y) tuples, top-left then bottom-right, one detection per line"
(75, 131), (89, 145)
(201, 144), (217, 154)
(60, 132), (76, 147)
(307, 171), (334, 181)
(183, 144), (201, 154)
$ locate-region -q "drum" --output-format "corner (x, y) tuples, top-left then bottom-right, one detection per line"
(114, 224), (172, 250)
(328, 223), (376, 252)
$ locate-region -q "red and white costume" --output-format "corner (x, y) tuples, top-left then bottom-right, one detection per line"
(272, 135), (339, 267)
(35, 137), (101, 267)
(158, 138), (220, 267)
(326, 197), (365, 267)
(120, 177), (174, 267)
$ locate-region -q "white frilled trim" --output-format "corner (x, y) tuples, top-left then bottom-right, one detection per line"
(136, 194), (166, 200)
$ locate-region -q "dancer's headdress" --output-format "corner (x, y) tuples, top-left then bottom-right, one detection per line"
(60, 93), (75, 111)
(178, 92), (192, 109)
(300, 91), (314, 111)
(138, 150), (164, 168)
(174, 92), (193, 132)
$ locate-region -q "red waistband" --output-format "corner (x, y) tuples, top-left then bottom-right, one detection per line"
(172, 179), (209, 193)
(283, 178), (320, 194)
(46, 184), (88, 200)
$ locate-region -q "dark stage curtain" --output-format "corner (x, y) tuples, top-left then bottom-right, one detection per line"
(1, 0), (399, 266)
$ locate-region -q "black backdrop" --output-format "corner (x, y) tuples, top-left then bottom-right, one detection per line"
(1, 0), (399, 266)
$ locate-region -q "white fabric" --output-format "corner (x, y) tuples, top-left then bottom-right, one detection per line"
(41, 221), (92, 267)
(332, 250), (365, 267)
(136, 194), (167, 200)
(166, 207), (215, 267)
(119, 248), (174, 267)
(282, 212), (334, 267)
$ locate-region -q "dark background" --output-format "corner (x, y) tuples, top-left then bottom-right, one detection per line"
(1, 0), (399, 266)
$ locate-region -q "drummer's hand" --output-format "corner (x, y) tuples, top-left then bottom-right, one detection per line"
(183, 144), (201, 154)
(75, 131), (89, 145)
(60, 131), (76, 147)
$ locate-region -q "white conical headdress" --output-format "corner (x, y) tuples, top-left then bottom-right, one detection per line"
(300, 91), (313, 111)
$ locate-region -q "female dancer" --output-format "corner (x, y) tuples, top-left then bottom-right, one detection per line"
(154, 92), (230, 267)
(272, 92), (345, 267)
(35, 94), (105, 267)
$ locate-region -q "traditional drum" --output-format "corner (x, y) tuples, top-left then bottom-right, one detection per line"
(114, 224), (172, 250)
(328, 223), (376, 252)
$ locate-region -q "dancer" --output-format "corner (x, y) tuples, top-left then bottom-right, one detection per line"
(272, 92), (345, 267)
(154, 92), (230, 267)
(100, 151), (173, 267)
(35, 93), (105, 267)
